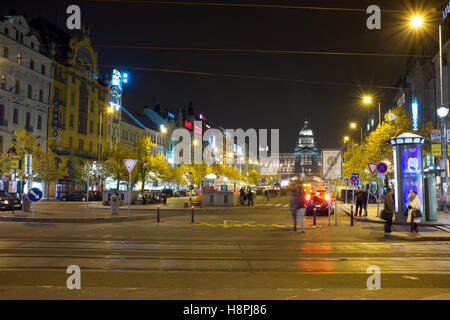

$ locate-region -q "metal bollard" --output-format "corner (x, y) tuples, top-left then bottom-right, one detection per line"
(313, 207), (316, 226)
(350, 204), (354, 226)
(157, 204), (160, 222)
(191, 205), (194, 223)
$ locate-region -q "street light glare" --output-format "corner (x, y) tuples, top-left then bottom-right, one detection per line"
(410, 16), (424, 28)
(363, 96), (372, 104)
(350, 123), (357, 129)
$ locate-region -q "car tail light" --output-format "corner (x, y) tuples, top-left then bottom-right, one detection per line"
(306, 194), (311, 201)
(325, 194), (330, 201)
(315, 192), (320, 196)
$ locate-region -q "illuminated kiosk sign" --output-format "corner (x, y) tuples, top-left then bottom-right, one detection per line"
(389, 133), (425, 222)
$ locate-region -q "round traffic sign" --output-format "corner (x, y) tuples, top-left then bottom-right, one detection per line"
(350, 176), (357, 184)
(261, 177), (267, 184)
(376, 162), (388, 174)
(27, 188), (43, 202)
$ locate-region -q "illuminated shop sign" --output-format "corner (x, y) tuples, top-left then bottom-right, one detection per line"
(112, 69), (121, 87)
(444, 2), (450, 20)
(184, 120), (192, 130)
(168, 112), (175, 119)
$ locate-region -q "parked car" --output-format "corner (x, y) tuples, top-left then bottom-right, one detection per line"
(162, 189), (173, 197)
(174, 190), (187, 197)
(89, 191), (102, 201)
(0, 191), (22, 211)
(61, 192), (87, 201)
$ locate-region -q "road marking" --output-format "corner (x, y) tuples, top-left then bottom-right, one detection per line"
(402, 276), (420, 280)
(192, 222), (322, 229)
(265, 204), (273, 207)
(283, 204), (288, 207)
(274, 204), (282, 207)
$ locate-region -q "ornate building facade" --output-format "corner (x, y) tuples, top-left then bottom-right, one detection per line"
(31, 18), (114, 197)
(294, 120), (321, 179)
(0, 15), (52, 155)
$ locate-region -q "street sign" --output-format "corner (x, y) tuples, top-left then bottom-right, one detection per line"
(10, 159), (19, 169)
(344, 178), (349, 186)
(432, 144), (442, 157)
(261, 177), (267, 184)
(387, 113), (396, 121)
(123, 159), (137, 174)
(220, 185), (228, 191)
(377, 173), (386, 181)
(431, 130), (441, 143)
(376, 162), (388, 174)
(28, 188), (42, 202)
(321, 150), (342, 180)
(350, 173), (359, 185)
(367, 162), (377, 175)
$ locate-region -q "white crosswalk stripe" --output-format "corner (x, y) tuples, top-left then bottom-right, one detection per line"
(282, 204), (288, 207)
(274, 204), (282, 207)
(265, 204), (273, 206)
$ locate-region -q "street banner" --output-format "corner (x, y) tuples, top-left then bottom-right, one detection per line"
(431, 130), (441, 143)
(367, 162), (377, 175)
(432, 144), (442, 157)
(123, 159), (138, 174)
(321, 149), (342, 180)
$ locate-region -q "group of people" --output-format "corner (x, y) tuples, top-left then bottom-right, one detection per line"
(383, 188), (421, 237)
(239, 187), (255, 206)
(354, 187), (368, 217)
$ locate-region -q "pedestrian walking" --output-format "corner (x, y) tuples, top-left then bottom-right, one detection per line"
(407, 190), (421, 234)
(247, 188), (254, 206)
(239, 187), (246, 205)
(289, 188), (299, 232)
(355, 187), (363, 216)
(383, 188), (395, 238)
(362, 187), (368, 216)
(297, 186), (307, 233)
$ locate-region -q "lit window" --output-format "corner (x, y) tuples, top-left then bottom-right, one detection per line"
(17, 53), (22, 65)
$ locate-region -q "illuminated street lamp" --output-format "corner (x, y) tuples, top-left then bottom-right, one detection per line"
(344, 136), (350, 143)
(410, 16), (423, 28)
(160, 124), (167, 134)
(362, 95), (381, 128)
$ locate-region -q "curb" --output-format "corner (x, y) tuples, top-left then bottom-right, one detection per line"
(339, 205), (450, 227)
(0, 214), (154, 223)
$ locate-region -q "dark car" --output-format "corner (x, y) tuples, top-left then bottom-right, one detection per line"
(162, 189), (173, 197)
(0, 191), (22, 211)
(89, 191), (102, 201)
(305, 189), (334, 216)
(174, 190), (187, 197)
(61, 191), (87, 201)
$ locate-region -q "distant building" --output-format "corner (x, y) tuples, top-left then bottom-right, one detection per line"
(294, 120), (321, 179)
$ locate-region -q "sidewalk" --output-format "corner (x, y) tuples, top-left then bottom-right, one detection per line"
(0, 195), (289, 223)
(339, 202), (450, 226)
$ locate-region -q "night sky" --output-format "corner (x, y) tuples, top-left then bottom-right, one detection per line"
(1, 0), (446, 152)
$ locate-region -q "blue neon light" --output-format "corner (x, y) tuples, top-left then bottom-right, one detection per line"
(412, 100), (419, 130)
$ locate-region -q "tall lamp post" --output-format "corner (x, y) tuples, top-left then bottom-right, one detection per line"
(410, 14), (448, 205)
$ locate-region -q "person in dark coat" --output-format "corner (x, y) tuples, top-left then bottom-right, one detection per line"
(361, 187), (368, 216)
(355, 187), (363, 216)
(384, 188), (395, 237)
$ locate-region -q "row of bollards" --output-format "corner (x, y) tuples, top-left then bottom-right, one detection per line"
(155, 204), (195, 223)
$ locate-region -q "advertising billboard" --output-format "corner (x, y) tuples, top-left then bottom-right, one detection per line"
(400, 144), (423, 212)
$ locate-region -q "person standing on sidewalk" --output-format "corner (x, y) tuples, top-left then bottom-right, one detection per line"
(355, 187), (363, 216)
(383, 188), (395, 237)
(296, 187), (307, 233)
(407, 190), (421, 234)
(362, 187), (368, 216)
(290, 187), (299, 232)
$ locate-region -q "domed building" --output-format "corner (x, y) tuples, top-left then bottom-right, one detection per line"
(293, 120), (321, 179)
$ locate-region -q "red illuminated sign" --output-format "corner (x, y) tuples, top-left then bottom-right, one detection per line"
(184, 120), (192, 130)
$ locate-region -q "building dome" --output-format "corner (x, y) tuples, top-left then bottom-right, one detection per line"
(299, 120), (313, 136)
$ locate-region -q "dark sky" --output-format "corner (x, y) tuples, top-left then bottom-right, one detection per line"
(1, 0), (446, 152)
